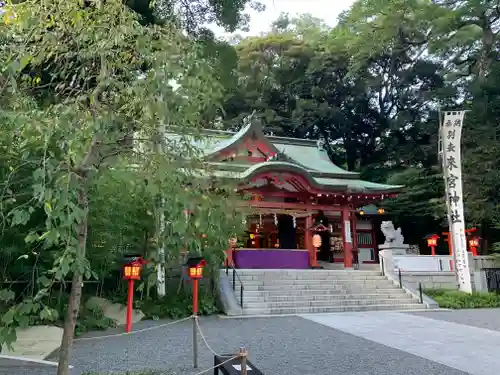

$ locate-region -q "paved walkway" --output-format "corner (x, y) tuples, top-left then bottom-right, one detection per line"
(301, 311), (500, 375)
(7, 309), (500, 374)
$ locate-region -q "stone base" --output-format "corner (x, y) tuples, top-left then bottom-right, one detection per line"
(378, 243), (410, 256)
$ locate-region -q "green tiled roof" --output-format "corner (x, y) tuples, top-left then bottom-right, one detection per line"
(168, 117), (403, 193)
(272, 142), (358, 176)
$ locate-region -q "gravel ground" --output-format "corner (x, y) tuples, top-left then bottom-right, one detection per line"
(11, 315), (468, 375)
(406, 308), (500, 332)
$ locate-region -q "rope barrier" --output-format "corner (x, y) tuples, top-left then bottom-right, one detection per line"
(75, 315), (247, 375)
(74, 316), (192, 341)
(195, 316), (221, 356)
(193, 355), (239, 375)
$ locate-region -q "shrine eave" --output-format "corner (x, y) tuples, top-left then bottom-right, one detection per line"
(204, 161), (403, 195)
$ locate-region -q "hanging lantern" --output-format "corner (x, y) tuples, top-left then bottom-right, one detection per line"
(312, 234), (322, 248)
(292, 216), (296, 228)
(274, 213), (278, 226)
(377, 207), (385, 215)
(359, 210), (365, 216)
(228, 237), (238, 248)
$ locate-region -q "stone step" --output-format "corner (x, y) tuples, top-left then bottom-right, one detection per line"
(241, 293), (415, 303)
(241, 279), (392, 286)
(242, 303), (426, 315)
(234, 270), (381, 277)
(243, 298), (418, 309)
(242, 283), (398, 291)
(236, 275), (387, 281)
(240, 288), (407, 297)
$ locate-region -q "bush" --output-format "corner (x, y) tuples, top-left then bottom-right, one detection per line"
(137, 290), (219, 320)
(75, 304), (117, 336)
(425, 289), (500, 309)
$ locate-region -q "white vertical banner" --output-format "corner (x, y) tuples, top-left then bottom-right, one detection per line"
(440, 111), (472, 293)
(344, 220), (352, 243)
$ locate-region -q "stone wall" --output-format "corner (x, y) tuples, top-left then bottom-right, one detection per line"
(399, 271), (492, 292)
(400, 271), (458, 290)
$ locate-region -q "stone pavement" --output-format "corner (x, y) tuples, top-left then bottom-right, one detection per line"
(408, 308), (500, 332)
(301, 310), (500, 375)
(6, 309), (500, 375)
(1, 325), (63, 360)
(45, 315), (469, 375)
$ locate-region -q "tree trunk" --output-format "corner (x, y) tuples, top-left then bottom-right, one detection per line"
(56, 186), (89, 375)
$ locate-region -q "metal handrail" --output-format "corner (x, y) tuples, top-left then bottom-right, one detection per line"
(225, 261), (244, 308)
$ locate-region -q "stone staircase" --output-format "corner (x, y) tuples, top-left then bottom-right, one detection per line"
(234, 269), (426, 315)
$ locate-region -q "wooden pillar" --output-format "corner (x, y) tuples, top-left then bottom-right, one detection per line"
(305, 215), (319, 268)
(341, 205), (353, 268)
(224, 248), (234, 267)
(444, 234), (453, 256)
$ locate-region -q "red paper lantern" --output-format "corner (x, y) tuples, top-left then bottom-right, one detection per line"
(312, 234), (322, 248)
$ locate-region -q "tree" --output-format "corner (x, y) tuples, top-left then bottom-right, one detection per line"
(0, 1), (245, 374)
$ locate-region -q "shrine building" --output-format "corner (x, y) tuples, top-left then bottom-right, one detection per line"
(195, 118), (402, 269)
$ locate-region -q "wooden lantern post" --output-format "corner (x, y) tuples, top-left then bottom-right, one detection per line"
(186, 257), (207, 369)
(122, 255), (146, 333)
(468, 236), (480, 256)
(424, 234), (440, 256)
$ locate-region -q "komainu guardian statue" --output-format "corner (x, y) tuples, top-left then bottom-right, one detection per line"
(380, 221), (404, 245)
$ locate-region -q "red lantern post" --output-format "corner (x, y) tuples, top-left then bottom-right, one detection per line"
(424, 234), (439, 256)
(122, 256), (146, 333)
(185, 257), (206, 369)
(468, 237), (480, 256)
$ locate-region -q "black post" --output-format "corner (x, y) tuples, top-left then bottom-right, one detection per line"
(240, 284), (244, 308)
(419, 282), (423, 303)
(232, 269), (236, 290)
(192, 316), (198, 368)
(380, 257), (385, 276)
(398, 268), (402, 288)
(213, 355), (219, 375)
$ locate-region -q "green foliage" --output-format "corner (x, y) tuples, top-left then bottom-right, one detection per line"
(218, 0), (500, 247)
(75, 304), (117, 337)
(138, 289), (219, 320)
(0, 0), (247, 361)
(425, 289), (500, 309)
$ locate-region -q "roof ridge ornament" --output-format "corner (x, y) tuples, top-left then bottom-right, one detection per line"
(241, 110), (257, 128)
(316, 136), (326, 151)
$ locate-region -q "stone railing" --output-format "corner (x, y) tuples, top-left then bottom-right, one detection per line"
(379, 250), (439, 309)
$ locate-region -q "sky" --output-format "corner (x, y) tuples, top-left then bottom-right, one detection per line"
(211, 0), (356, 37)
